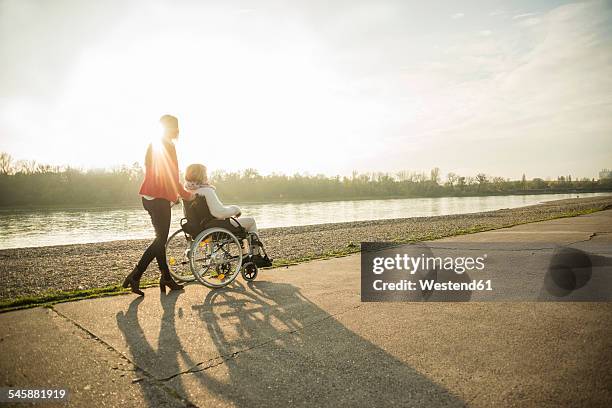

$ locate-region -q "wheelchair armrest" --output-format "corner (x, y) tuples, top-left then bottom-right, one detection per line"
(229, 216), (243, 229)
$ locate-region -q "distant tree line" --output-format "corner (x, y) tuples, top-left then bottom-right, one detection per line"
(0, 152), (610, 208)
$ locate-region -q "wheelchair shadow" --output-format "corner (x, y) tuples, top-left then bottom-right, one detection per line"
(117, 281), (464, 407)
(190, 281), (465, 406)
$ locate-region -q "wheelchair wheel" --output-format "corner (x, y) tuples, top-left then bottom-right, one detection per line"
(190, 227), (243, 288)
(241, 262), (258, 281)
(166, 229), (196, 282)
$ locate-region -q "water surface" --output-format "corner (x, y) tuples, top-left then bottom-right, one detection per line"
(0, 193), (606, 249)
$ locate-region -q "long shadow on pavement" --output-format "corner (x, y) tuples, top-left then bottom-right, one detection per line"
(118, 281), (465, 407)
(116, 293), (188, 407)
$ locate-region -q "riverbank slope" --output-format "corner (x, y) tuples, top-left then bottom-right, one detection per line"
(1, 195), (611, 301)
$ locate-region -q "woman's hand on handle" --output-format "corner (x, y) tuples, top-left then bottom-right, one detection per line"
(179, 191), (195, 202)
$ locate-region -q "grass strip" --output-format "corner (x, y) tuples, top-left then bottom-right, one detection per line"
(0, 280), (160, 313)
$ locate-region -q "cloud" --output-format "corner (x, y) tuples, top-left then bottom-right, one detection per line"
(370, 0), (612, 179)
(512, 12), (538, 19)
(425, 1), (612, 177)
(516, 17), (541, 27)
(451, 13), (465, 19)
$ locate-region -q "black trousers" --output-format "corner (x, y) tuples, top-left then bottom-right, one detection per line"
(136, 197), (171, 274)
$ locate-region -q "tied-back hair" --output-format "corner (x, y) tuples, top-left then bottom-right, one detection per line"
(160, 114), (178, 130)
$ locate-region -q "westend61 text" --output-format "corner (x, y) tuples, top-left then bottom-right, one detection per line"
(373, 279), (493, 291)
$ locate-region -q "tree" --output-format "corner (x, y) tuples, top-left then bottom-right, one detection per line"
(531, 178), (547, 189)
(446, 172), (458, 188)
(475, 173), (488, 191)
(414, 172), (427, 183)
(0, 152), (13, 175)
(243, 168), (261, 180)
(430, 167), (440, 185)
(396, 170), (412, 182)
(492, 176), (506, 191)
(15, 160), (39, 174)
(129, 162), (143, 181)
(457, 176), (466, 190)
(0, 156), (609, 207)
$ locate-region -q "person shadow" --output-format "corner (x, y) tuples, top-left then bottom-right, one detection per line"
(116, 292), (190, 407)
(117, 281), (465, 407)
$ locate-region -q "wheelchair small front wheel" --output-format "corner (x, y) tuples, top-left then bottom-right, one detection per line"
(241, 262), (258, 281)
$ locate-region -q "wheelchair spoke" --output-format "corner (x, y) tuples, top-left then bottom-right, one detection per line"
(191, 228), (243, 288)
(166, 228), (196, 282)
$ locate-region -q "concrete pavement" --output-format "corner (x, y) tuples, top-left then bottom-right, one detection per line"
(1, 210), (611, 407)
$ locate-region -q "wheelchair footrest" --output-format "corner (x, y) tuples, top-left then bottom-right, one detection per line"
(253, 254), (272, 268)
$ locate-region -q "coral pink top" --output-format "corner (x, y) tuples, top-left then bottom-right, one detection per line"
(139, 139), (191, 202)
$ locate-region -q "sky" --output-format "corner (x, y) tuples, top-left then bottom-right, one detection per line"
(0, 0), (611, 180)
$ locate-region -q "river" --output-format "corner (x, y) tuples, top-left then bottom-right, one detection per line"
(0, 193), (607, 249)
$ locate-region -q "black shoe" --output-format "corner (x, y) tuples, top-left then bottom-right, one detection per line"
(122, 266), (145, 296)
(160, 270), (184, 292)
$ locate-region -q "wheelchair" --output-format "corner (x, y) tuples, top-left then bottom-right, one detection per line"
(165, 199), (271, 289)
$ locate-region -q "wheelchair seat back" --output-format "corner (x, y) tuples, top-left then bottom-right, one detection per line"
(181, 195), (247, 239)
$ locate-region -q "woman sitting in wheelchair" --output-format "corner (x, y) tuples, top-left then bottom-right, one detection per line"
(183, 163), (272, 268)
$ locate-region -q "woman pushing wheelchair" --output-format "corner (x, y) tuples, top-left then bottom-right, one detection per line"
(183, 163), (272, 269)
(125, 114), (271, 296)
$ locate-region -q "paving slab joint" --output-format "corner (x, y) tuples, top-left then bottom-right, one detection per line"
(50, 306), (199, 408)
(568, 231), (603, 246)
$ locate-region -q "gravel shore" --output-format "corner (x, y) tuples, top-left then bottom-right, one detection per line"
(1, 195), (611, 301)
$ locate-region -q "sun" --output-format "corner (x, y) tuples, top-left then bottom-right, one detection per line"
(150, 124), (168, 154)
